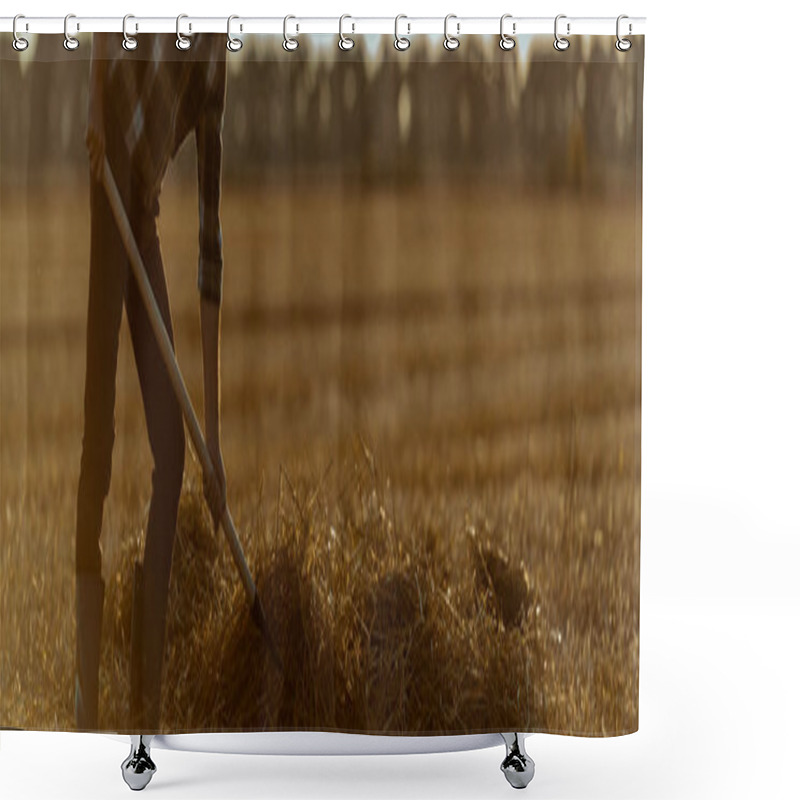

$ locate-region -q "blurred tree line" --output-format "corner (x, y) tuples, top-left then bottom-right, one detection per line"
(1, 33), (640, 192)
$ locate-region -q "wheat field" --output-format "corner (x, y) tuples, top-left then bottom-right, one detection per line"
(0, 165), (639, 736)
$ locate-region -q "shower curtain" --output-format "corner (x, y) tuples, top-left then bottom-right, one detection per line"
(0, 29), (643, 737)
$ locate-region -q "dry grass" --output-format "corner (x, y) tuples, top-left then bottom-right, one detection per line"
(0, 177), (639, 736)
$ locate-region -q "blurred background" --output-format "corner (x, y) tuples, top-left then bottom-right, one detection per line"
(0, 33), (641, 738)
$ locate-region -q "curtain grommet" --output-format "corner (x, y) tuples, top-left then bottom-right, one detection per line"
(615, 15), (632, 51)
(176, 13), (191, 51)
(339, 14), (355, 51)
(443, 14), (460, 51)
(283, 15), (299, 51)
(12, 14), (29, 51)
(499, 14), (516, 51)
(394, 14), (410, 51)
(63, 13), (79, 51)
(554, 14), (570, 51)
(227, 15), (243, 52)
(122, 14), (138, 51)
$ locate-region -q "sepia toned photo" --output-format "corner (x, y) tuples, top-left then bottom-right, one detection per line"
(0, 31), (642, 738)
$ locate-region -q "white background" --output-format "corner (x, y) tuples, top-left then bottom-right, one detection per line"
(2, 0), (799, 798)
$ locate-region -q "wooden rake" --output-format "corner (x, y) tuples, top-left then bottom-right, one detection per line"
(101, 156), (283, 673)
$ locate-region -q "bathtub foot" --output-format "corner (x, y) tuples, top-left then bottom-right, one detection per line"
(121, 735), (156, 791)
(500, 733), (534, 789)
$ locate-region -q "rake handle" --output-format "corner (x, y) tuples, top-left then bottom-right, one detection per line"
(101, 157), (282, 672)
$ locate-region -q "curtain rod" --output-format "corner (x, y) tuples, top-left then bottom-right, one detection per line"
(1, 16), (646, 37)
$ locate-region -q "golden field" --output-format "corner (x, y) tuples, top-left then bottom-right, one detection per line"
(0, 169), (639, 735)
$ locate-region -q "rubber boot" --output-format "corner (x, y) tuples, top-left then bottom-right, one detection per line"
(140, 624), (166, 734)
(129, 559), (145, 730)
(129, 559), (167, 732)
(140, 580), (167, 733)
(74, 572), (105, 731)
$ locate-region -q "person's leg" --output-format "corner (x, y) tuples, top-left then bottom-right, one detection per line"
(74, 172), (127, 731)
(124, 203), (186, 732)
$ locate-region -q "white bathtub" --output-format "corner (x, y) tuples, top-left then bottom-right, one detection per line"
(105, 731), (535, 790)
(105, 730), (510, 755)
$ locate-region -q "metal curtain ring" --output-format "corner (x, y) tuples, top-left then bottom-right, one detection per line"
(339, 14), (355, 51)
(499, 14), (516, 51)
(394, 14), (410, 51)
(64, 13), (79, 51)
(176, 13), (191, 50)
(12, 14), (29, 52)
(554, 14), (570, 51)
(443, 14), (460, 51)
(227, 15), (243, 52)
(122, 14), (138, 51)
(616, 14), (632, 51)
(283, 15), (299, 51)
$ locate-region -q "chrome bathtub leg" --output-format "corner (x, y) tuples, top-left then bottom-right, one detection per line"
(500, 733), (535, 789)
(121, 735), (156, 791)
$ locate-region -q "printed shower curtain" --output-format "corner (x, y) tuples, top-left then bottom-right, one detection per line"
(0, 30), (643, 737)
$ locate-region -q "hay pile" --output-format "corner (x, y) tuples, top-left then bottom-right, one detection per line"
(101, 446), (547, 734)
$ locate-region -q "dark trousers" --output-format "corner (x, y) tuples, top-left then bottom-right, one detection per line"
(76, 161), (185, 724)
